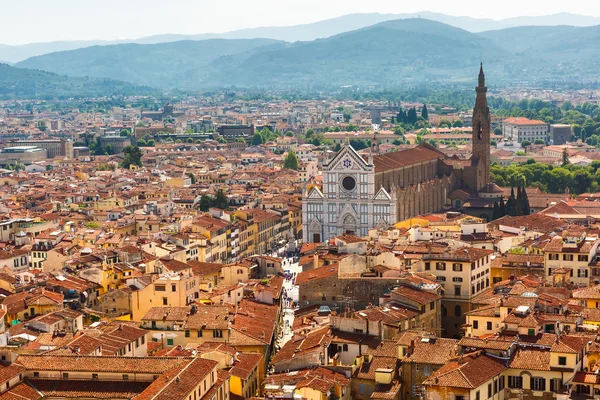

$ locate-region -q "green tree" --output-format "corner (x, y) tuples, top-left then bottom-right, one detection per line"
(522, 187), (531, 215)
(199, 195), (214, 211)
(120, 145), (143, 169)
(562, 148), (569, 166)
(283, 150), (299, 170)
(421, 104), (429, 120)
(505, 187), (517, 216)
(84, 221), (100, 229)
(214, 189), (228, 210)
(534, 139), (545, 145)
(574, 169), (593, 194)
(217, 136), (227, 144)
(252, 133), (264, 145)
(521, 140), (531, 147)
(285, 131), (295, 137)
(120, 129), (131, 137)
(452, 119), (464, 128)
(407, 107), (418, 125)
(393, 125), (405, 136)
(187, 173), (196, 185)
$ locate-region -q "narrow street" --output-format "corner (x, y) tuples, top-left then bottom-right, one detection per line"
(277, 255), (303, 348)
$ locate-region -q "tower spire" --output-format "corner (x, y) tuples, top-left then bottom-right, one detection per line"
(478, 62), (485, 88)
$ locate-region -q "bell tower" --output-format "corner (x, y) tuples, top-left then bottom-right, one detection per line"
(471, 63), (491, 191)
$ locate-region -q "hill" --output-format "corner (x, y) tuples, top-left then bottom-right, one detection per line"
(2, 12), (600, 63)
(9, 19), (600, 92)
(0, 63), (154, 100)
(15, 19), (508, 89)
(478, 25), (600, 81)
(198, 19), (509, 89)
(16, 39), (282, 87)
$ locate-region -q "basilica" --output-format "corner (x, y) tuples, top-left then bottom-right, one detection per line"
(303, 65), (499, 243)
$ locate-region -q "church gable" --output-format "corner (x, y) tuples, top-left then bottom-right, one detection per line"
(373, 187), (391, 201)
(307, 186), (324, 199)
(326, 144), (369, 172)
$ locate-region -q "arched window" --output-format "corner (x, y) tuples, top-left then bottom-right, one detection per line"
(455, 305), (461, 317)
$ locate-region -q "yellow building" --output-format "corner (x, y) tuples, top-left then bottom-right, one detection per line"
(544, 230), (600, 286)
(3, 289), (64, 324)
(140, 305), (230, 348)
(192, 215), (231, 263)
(129, 272), (198, 321)
(229, 353), (264, 399)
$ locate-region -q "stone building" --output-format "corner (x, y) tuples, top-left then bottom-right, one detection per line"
(503, 116), (548, 143)
(303, 65), (497, 242)
(5, 139), (73, 159)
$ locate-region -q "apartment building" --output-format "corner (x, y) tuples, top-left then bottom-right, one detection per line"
(503, 117), (548, 143)
(418, 247), (494, 338)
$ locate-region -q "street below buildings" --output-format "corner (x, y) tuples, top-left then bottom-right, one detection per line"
(276, 255), (303, 349)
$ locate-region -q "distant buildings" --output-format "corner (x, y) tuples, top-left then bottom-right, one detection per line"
(0, 146), (47, 166)
(217, 124), (254, 142)
(5, 139), (73, 159)
(550, 124), (572, 145)
(503, 117), (548, 143)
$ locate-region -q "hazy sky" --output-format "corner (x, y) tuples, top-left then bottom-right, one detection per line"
(2, 0), (600, 45)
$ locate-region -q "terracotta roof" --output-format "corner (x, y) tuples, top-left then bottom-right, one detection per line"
(15, 355), (188, 374)
(296, 264), (338, 285)
(398, 332), (458, 365)
(509, 348), (551, 371)
(26, 379), (150, 399)
(504, 117), (547, 126)
(183, 305), (229, 330)
(391, 285), (441, 305)
(373, 144), (444, 173)
(424, 351), (507, 388)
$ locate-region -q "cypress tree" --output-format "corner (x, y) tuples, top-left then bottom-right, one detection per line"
(515, 185), (523, 216)
(421, 104), (429, 120)
(505, 187), (517, 216)
(499, 196), (506, 217)
(522, 185), (531, 215)
(407, 107), (418, 125)
(492, 201), (499, 220)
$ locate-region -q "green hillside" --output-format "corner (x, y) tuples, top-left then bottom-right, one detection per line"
(0, 63), (154, 99)
(200, 19), (509, 89)
(16, 39), (283, 87)
(9, 19), (600, 92)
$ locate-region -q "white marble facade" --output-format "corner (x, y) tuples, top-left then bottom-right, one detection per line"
(303, 144), (396, 243)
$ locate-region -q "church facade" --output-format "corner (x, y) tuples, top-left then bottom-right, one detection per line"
(303, 65), (495, 243)
(302, 147), (396, 242)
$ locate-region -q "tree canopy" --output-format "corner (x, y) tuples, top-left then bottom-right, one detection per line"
(283, 150), (299, 170)
(120, 145), (143, 169)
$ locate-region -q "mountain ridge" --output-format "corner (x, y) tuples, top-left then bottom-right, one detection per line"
(8, 18), (600, 93)
(2, 11), (600, 62)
